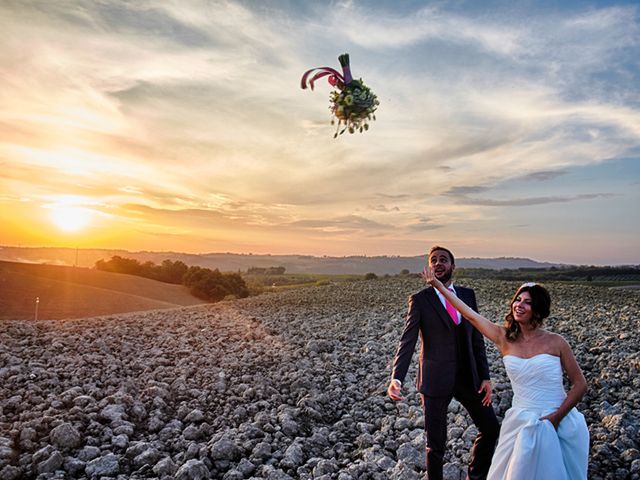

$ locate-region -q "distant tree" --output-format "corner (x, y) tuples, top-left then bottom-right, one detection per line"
(141, 261), (161, 280)
(247, 266), (285, 275)
(267, 266), (286, 275)
(184, 266), (248, 301)
(400, 269), (410, 275)
(364, 272), (378, 280)
(183, 266), (211, 291)
(159, 259), (188, 284)
(95, 256), (143, 275)
(96, 256), (248, 302)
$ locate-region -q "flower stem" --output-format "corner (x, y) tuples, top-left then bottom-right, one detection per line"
(338, 53), (353, 86)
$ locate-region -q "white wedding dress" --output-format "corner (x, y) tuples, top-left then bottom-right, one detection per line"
(488, 353), (589, 480)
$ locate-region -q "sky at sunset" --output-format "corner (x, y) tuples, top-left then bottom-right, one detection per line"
(1, 0), (639, 265)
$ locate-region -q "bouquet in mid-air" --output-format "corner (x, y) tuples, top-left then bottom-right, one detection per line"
(301, 53), (379, 138)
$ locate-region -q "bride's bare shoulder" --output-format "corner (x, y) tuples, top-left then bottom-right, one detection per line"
(541, 330), (572, 354)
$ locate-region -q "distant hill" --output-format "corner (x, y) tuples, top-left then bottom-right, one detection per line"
(456, 257), (565, 269)
(0, 260), (206, 321)
(0, 246), (567, 275)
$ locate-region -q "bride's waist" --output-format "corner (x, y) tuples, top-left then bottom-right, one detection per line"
(511, 392), (566, 411)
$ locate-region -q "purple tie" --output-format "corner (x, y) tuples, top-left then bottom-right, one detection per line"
(445, 288), (460, 325)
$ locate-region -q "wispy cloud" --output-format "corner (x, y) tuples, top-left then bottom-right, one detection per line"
(332, 4), (523, 55)
(287, 215), (391, 232)
(452, 192), (616, 207)
(0, 0), (638, 262)
(520, 171), (568, 182)
(405, 217), (444, 232)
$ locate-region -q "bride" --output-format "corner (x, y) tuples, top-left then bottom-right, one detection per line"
(423, 268), (589, 479)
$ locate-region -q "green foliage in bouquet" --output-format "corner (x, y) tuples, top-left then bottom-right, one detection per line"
(330, 54), (379, 137)
(330, 79), (379, 137)
(301, 53), (379, 138)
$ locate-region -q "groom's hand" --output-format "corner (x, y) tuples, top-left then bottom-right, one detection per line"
(478, 380), (492, 406)
(387, 379), (405, 401)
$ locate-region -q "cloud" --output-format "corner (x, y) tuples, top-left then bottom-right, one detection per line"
(331, 4), (522, 55)
(367, 204), (400, 212)
(453, 192), (616, 207)
(118, 199), (298, 231)
(376, 193), (412, 200)
(405, 217), (444, 232)
(445, 185), (491, 196)
(286, 215), (391, 232)
(520, 170), (568, 182)
(443, 169), (569, 197)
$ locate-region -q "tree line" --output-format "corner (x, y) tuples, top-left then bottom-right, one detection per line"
(95, 256), (249, 301)
(246, 266), (286, 275)
(457, 265), (640, 282)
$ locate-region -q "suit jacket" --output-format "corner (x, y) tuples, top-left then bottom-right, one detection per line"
(391, 285), (490, 397)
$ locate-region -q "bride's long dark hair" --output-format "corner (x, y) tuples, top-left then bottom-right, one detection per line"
(504, 283), (551, 341)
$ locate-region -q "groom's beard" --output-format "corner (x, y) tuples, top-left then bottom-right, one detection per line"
(436, 269), (453, 284)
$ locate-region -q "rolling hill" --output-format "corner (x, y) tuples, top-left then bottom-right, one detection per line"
(0, 260), (207, 321)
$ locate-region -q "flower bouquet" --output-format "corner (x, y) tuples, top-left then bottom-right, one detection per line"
(301, 53), (379, 138)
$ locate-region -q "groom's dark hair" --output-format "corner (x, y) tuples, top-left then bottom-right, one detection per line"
(428, 245), (455, 265)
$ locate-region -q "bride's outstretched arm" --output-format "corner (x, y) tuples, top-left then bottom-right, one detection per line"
(421, 267), (504, 346)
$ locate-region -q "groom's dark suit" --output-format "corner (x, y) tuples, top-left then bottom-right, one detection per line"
(391, 285), (499, 480)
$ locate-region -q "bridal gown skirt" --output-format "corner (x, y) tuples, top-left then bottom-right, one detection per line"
(488, 354), (589, 480)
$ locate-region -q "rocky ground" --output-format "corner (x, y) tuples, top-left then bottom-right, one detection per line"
(1, 277), (639, 479)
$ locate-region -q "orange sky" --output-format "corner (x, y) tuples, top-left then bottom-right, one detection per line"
(1, 1), (639, 264)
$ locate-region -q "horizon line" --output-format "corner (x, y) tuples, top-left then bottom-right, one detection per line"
(2, 244), (638, 267)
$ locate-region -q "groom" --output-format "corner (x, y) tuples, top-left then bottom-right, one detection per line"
(388, 246), (499, 480)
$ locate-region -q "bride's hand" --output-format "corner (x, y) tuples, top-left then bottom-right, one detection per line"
(420, 266), (442, 288)
(539, 412), (561, 430)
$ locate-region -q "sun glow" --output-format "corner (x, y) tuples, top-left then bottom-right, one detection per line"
(49, 205), (93, 232)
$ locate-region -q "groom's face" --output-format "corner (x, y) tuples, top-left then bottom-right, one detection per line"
(429, 249), (455, 284)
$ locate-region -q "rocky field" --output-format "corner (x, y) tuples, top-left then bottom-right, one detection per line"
(1, 277), (639, 479)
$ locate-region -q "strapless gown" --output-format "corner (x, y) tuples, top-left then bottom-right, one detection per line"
(488, 353), (589, 480)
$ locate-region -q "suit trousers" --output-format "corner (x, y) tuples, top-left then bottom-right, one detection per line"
(421, 375), (499, 480)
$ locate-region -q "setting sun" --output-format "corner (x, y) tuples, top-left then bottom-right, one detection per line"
(50, 205), (93, 232)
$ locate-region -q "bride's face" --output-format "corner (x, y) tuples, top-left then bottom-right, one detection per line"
(512, 291), (533, 323)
